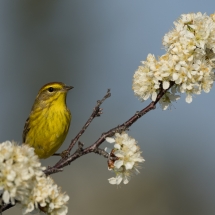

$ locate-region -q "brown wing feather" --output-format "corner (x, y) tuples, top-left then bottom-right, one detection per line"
(23, 117), (30, 143)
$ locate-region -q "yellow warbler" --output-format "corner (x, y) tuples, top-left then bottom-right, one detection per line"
(23, 82), (73, 159)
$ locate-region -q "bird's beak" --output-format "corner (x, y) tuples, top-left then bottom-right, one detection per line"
(64, 85), (74, 91)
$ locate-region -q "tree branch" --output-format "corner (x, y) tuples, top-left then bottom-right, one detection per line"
(53, 89), (111, 168)
(68, 89), (111, 152)
(45, 82), (174, 175)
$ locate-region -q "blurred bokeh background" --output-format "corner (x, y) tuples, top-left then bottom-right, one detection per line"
(1, 1), (215, 215)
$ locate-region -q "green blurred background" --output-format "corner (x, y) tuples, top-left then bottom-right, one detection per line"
(2, 1), (215, 215)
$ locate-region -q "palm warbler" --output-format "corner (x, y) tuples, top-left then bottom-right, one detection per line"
(23, 82), (73, 159)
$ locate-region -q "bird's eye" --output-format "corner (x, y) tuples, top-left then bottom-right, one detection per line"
(48, 87), (54, 92)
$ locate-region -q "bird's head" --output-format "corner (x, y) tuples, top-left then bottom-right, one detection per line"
(34, 82), (73, 108)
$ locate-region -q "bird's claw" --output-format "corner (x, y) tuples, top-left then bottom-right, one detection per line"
(60, 150), (70, 159)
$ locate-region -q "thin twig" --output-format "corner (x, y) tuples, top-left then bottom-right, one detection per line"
(93, 148), (109, 158)
(53, 89), (111, 168)
(0, 201), (17, 213)
(68, 89), (111, 152)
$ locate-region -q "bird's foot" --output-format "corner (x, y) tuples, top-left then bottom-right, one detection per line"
(52, 150), (70, 159)
(60, 150), (70, 159)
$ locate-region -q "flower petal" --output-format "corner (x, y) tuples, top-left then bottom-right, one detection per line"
(105, 137), (115, 143)
(114, 160), (124, 169)
(163, 81), (170, 89)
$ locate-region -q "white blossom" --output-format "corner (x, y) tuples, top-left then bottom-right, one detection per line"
(0, 141), (69, 215)
(159, 91), (180, 110)
(106, 133), (145, 185)
(133, 12), (215, 108)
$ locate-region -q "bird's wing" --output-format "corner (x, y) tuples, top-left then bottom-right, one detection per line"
(22, 117), (30, 143)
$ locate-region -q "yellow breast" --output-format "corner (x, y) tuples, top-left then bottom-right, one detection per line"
(25, 104), (71, 159)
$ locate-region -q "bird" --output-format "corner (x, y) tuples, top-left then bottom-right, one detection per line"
(23, 82), (73, 159)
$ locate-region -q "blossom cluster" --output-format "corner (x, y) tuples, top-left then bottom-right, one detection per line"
(0, 141), (69, 215)
(106, 133), (145, 185)
(133, 12), (215, 109)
